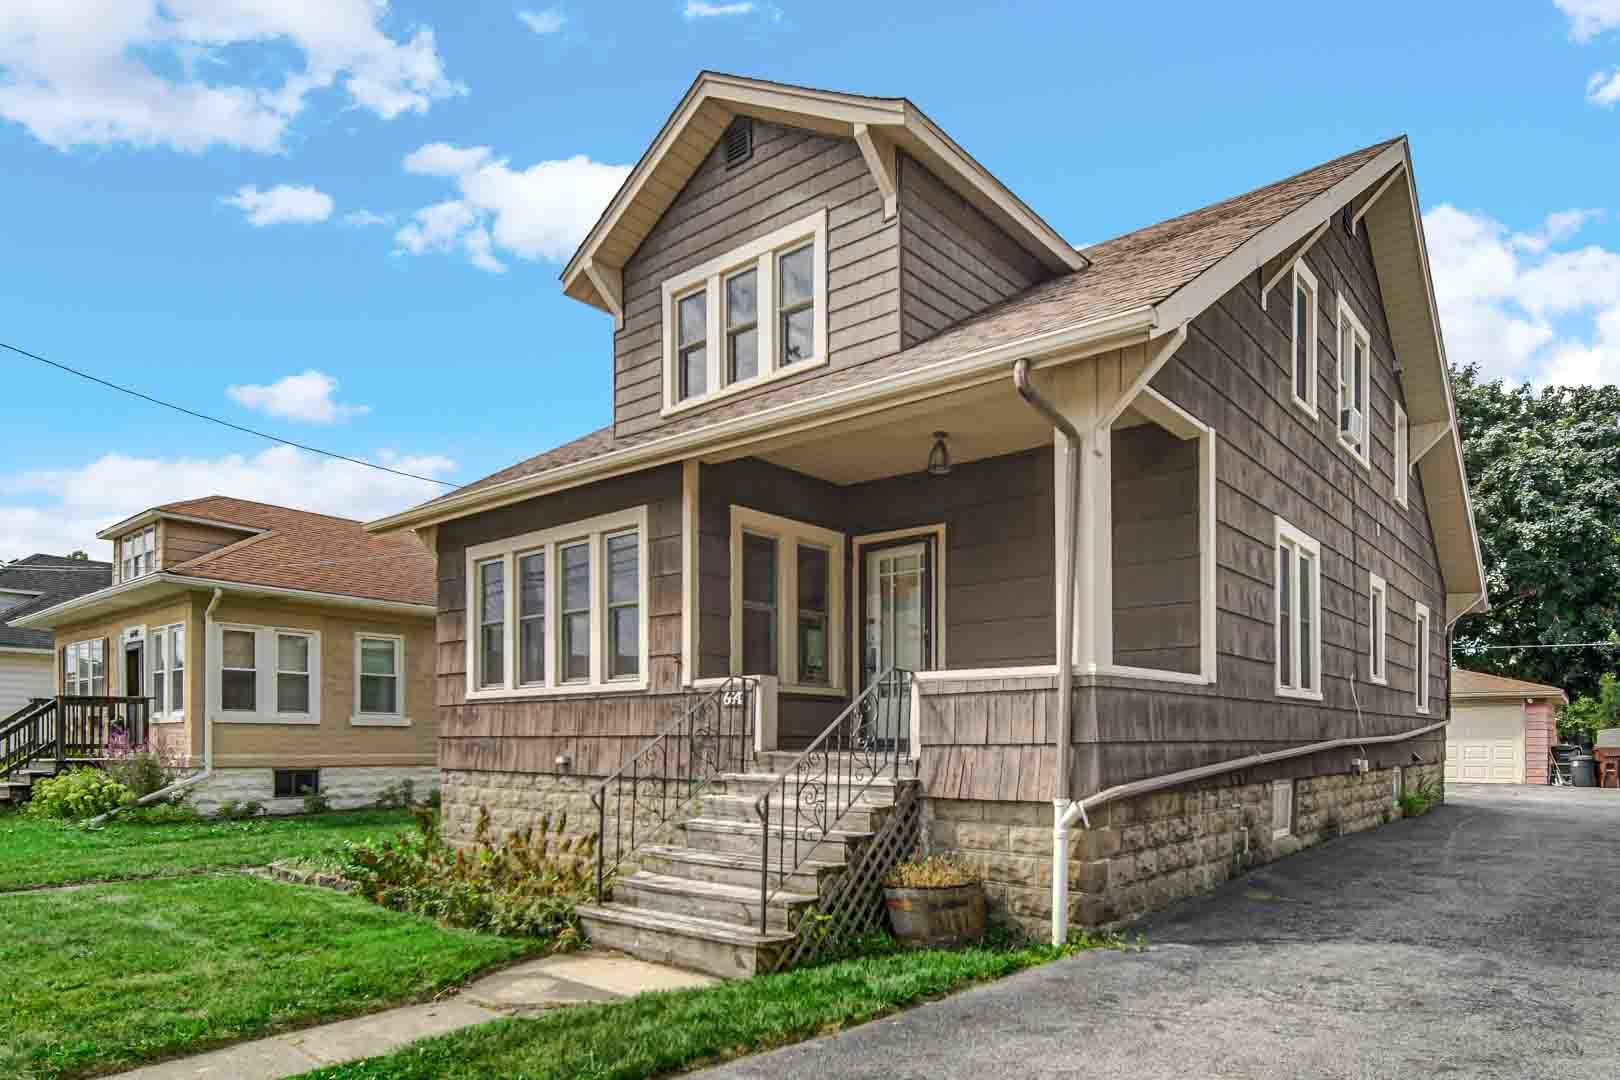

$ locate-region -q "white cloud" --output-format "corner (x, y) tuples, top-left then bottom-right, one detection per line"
(1426, 202), (1620, 387)
(395, 142), (630, 273)
(684, 1), (755, 16)
(0, 1), (464, 154)
(1587, 68), (1620, 105)
(221, 184), (335, 226)
(0, 445), (454, 562)
(226, 370), (370, 423)
(517, 8), (566, 34)
(1557, 0), (1620, 41)
(340, 209), (392, 227)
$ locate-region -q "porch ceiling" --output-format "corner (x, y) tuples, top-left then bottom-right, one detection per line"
(715, 380), (1055, 485)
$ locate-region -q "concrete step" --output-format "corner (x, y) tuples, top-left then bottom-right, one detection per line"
(639, 844), (840, 895)
(699, 792), (888, 833)
(613, 871), (816, 931)
(577, 903), (795, 979)
(720, 772), (904, 807)
(680, 816), (869, 863)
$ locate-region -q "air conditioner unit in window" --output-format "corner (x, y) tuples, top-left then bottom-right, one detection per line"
(1340, 406), (1363, 442)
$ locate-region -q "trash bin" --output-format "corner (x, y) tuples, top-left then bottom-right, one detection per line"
(1573, 755), (1598, 787)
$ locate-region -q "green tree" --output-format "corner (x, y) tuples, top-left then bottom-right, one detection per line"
(1560, 673), (1620, 745)
(1450, 363), (1620, 698)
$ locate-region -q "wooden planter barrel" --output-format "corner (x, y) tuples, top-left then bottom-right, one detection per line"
(883, 882), (986, 947)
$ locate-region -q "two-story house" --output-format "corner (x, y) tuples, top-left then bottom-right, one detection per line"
(368, 73), (1485, 974)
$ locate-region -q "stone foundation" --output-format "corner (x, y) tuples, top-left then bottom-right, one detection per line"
(441, 768), (607, 846)
(188, 765), (440, 815)
(929, 762), (1444, 938)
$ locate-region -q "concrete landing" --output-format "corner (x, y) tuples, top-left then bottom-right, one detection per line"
(111, 951), (717, 1079)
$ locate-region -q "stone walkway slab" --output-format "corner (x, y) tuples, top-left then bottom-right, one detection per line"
(111, 950), (716, 1079)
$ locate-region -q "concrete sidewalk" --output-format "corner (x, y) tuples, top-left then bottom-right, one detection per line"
(113, 951), (715, 1079)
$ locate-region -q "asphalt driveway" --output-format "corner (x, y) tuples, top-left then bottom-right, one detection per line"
(702, 784), (1620, 1079)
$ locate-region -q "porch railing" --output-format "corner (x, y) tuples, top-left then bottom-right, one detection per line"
(0, 696), (151, 782)
(591, 676), (757, 902)
(752, 667), (912, 931)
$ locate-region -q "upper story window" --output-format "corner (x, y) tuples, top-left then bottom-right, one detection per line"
(1274, 516), (1321, 701)
(465, 507), (649, 698)
(1394, 401), (1409, 509)
(662, 208), (829, 417)
(729, 506), (845, 696)
(1336, 296), (1371, 467)
(120, 524), (157, 582)
(1290, 261), (1318, 418)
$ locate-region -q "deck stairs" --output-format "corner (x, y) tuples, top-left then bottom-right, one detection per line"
(578, 750), (917, 978)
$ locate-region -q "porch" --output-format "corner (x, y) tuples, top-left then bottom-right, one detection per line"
(0, 695), (154, 800)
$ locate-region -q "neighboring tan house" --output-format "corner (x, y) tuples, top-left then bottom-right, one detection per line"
(367, 73), (1486, 971)
(8, 497), (438, 812)
(0, 555), (113, 716)
(1447, 669), (1566, 785)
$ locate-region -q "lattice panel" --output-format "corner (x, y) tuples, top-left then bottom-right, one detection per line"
(770, 781), (923, 972)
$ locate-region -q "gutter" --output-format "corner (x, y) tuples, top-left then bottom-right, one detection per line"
(90, 588), (224, 825)
(1010, 358), (1083, 946)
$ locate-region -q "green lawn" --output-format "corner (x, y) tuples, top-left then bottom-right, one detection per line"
(0, 873), (534, 1080)
(0, 809), (415, 891)
(298, 938), (1120, 1080)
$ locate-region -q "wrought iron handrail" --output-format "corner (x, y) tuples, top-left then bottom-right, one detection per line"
(752, 667), (912, 931)
(590, 676), (757, 902)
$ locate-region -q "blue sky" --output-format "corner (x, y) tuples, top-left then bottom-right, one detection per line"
(3, 0), (1620, 559)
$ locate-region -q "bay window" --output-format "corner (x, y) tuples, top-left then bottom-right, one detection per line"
(730, 506), (844, 695)
(662, 208), (828, 413)
(1275, 517), (1322, 699)
(354, 634), (406, 725)
(463, 507), (649, 697)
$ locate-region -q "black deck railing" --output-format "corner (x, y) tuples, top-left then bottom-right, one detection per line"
(0, 696), (152, 782)
(752, 667), (912, 930)
(590, 676), (757, 901)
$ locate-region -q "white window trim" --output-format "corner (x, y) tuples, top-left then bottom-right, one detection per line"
(1274, 516), (1323, 701)
(1414, 601), (1431, 714)
(661, 208), (829, 418)
(1394, 401), (1409, 509)
(353, 632), (408, 726)
(1290, 261), (1318, 418)
(1335, 295), (1372, 469)
(1271, 779), (1294, 839)
(463, 506), (650, 700)
(729, 505), (846, 697)
(1368, 573), (1388, 686)
(118, 523), (159, 585)
(212, 623), (322, 725)
(150, 622), (186, 724)
(62, 638), (107, 697)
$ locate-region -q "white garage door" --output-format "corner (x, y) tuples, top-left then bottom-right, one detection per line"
(1446, 702), (1524, 784)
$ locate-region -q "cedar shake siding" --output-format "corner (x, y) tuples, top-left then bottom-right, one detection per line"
(160, 519), (254, 568)
(1110, 423), (1201, 675)
(896, 152), (1048, 348)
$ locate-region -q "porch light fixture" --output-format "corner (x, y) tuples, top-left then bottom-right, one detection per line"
(926, 431), (952, 476)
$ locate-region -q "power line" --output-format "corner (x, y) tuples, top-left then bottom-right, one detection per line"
(1, 339), (456, 488)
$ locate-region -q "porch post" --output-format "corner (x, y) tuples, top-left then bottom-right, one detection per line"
(752, 675), (779, 755)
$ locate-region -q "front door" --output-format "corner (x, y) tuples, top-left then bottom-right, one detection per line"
(862, 540), (933, 745)
(123, 642), (142, 701)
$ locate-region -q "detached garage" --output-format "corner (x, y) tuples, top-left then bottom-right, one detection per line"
(1447, 669), (1567, 785)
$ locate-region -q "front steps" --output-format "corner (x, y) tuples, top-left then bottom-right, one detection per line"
(578, 752), (912, 979)
(0, 763), (59, 806)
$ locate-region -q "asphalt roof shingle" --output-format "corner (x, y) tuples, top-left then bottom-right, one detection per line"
(1452, 669), (1568, 701)
(1, 555), (114, 648)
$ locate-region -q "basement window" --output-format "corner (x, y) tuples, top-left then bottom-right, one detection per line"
(273, 769), (320, 799)
(1271, 779), (1294, 839)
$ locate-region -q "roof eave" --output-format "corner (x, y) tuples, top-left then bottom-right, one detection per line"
(96, 508), (267, 541)
(12, 572), (434, 628)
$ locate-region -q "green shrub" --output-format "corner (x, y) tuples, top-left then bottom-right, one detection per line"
(375, 779), (416, 810)
(340, 807), (595, 943)
(883, 855), (977, 888)
(122, 799), (201, 825)
(1397, 776), (1442, 817)
(216, 799), (264, 821)
(102, 751), (170, 798)
(24, 768), (135, 820)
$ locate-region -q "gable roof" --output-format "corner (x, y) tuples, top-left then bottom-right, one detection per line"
(561, 72), (1086, 318)
(1453, 669), (1568, 703)
(0, 555), (113, 650)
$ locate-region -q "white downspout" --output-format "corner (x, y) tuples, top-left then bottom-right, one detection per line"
(90, 588), (222, 824)
(1012, 359), (1082, 945)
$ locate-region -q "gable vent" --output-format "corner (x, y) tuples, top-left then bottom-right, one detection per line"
(723, 117), (753, 169)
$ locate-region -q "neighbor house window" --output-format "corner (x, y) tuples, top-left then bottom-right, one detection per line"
(1394, 401), (1409, 509)
(1275, 517), (1321, 699)
(149, 623), (185, 720)
(730, 507), (845, 694)
(120, 524), (157, 582)
(1336, 296), (1371, 466)
(1291, 261), (1318, 417)
(462, 507), (650, 696)
(62, 639), (106, 696)
(1368, 574), (1388, 685)
(663, 209), (828, 413)
(1414, 601), (1431, 713)
(354, 634), (406, 725)
(216, 625), (321, 723)
(1271, 779), (1295, 839)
